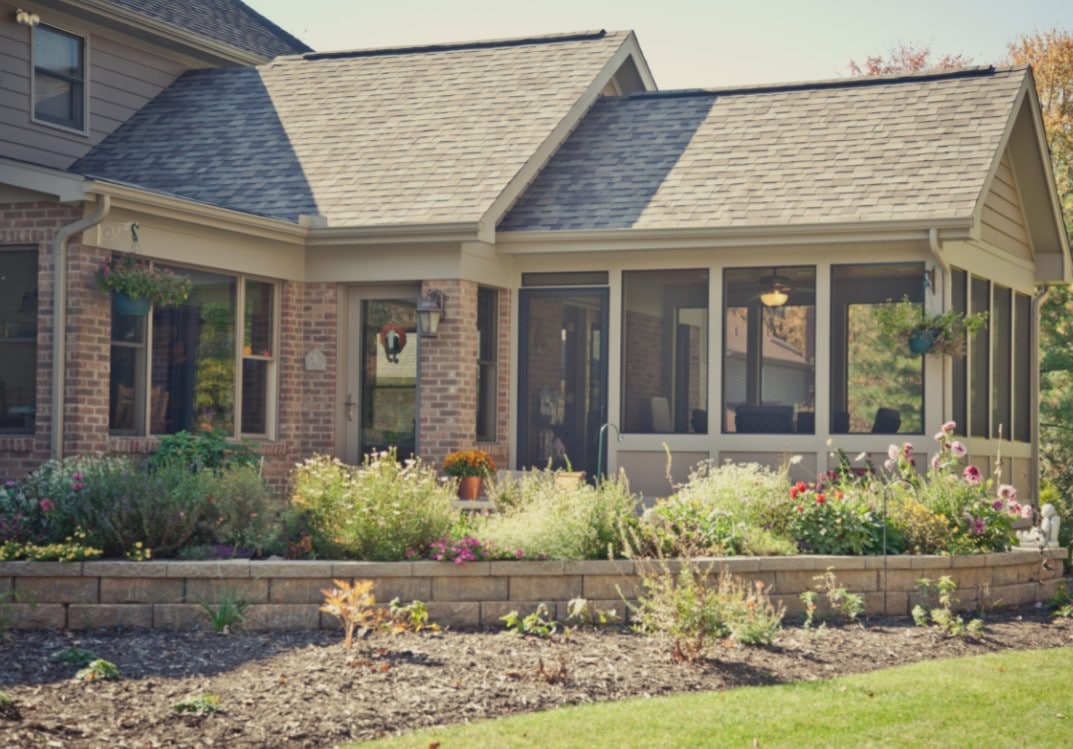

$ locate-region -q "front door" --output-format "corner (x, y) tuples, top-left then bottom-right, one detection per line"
(518, 288), (608, 476)
(344, 286), (419, 463)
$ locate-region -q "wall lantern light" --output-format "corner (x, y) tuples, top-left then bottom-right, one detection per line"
(759, 270), (792, 307)
(417, 288), (446, 336)
(15, 8), (40, 26)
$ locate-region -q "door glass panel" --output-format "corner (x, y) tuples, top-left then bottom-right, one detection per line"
(360, 299), (417, 458)
(518, 289), (607, 476)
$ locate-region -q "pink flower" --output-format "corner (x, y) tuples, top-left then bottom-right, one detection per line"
(997, 484), (1017, 501)
(1021, 505), (1035, 519)
(970, 517), (987, 535)
(934, 431), (947, 441)
(930, 455), (941, 470)
(887, 444), (900, 460)
(963, 465), (982, 485)
(950, 441), (967, 458)
(901, 443), (914, 459)
(941, 421), (957, 434)
(39, 497), (54, 513)
(884, 459), (895, 471)
(992, 500), (1005, 511)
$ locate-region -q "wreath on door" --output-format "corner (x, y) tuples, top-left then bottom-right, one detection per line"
(379, 322), (407, 363)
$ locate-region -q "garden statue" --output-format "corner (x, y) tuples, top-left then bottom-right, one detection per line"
(1018, 503), (1061, 548)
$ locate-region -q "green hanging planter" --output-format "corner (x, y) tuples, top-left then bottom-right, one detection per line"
(114, 292), (151, 317)
(908, 328), (937, 354)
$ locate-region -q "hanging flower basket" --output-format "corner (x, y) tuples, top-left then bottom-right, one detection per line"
(98, 255), (192, 309)
(872, 296), (988, 358)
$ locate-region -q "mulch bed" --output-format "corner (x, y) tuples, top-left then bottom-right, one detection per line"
(2, 604), (1072, 748)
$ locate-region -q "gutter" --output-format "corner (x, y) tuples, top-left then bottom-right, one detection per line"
(49, 195), (111, 460)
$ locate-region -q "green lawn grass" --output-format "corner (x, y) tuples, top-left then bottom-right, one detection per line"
(361, 647), (1073, 748)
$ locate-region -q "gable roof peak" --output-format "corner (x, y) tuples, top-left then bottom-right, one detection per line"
(294, 29), (625, 62)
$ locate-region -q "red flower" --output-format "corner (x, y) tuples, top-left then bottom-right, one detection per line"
(816, 493), (826, 504)
(790, 487), (799, 499)
(795, 504), (804, 513)
(794, 482), (807, 493)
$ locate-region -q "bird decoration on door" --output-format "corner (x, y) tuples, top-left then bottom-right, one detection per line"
(379, 322), (407, 363)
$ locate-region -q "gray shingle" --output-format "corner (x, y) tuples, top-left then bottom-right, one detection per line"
(500, 68), (1025, 232)
(72, 31), (630, 226)
(103, 0), (310, 59)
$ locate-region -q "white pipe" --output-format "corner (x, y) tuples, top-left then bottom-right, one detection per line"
(49, 194), (111, 459)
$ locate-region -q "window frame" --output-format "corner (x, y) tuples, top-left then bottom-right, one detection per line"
(476, 286), (498, 442)
(108, 260), (280, 440)
(31, 22), (88, 134)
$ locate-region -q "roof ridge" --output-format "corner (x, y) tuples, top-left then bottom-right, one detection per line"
(299, 30), (613, 61)
(619, 64), (1012, 102)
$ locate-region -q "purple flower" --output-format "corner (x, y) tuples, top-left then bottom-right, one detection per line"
(4, 481), (15, 489)
(71, 482), (84, 491)
(39, 497), (54, 513)
(72, 472), (84, 481)
(992, 500), (1005, 511)
(970, 517), (987, 535)
(963, 465), (982, 485)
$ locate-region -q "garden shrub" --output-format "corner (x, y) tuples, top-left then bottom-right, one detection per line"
(291, 451), (455, 560)
(787, 482), (885, 555)
(630, 563), (784, 660)
(149, 428), (258, 473)
(475, 472), (639, 560)
(644, 461), (797, 556)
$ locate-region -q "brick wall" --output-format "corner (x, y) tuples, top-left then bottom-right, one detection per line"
(419, 279), (478, 468)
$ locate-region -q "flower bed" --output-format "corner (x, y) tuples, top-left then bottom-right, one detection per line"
(1, 549), (1065, 631)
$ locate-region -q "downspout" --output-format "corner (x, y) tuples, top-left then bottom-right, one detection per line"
(49, 194), (111, 459)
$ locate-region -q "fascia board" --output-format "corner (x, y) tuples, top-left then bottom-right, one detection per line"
(90, 181), (306, 245)
(307, 222), (485, 247)
(0, 158), (89, 202)
(496, 219), (974, 254)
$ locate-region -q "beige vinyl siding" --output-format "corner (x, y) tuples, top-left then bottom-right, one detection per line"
(0, 6), (188, 170)
(980, 150), (1032, 260)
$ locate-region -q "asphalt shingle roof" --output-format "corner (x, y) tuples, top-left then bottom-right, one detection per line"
(500, 67), (1027, 232)
(72, 31), (631, 225)
(104, 0), (310, 59)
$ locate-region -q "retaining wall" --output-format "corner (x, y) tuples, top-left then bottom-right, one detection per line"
(1, 549), (1066, 631)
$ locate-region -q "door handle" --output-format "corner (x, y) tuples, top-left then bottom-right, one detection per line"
(344, 394), (356, 422)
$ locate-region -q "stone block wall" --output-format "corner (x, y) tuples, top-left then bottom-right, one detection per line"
(1, 549), (1065, 632)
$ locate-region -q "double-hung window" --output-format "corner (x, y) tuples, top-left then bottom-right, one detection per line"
(33, 24), (86, 132)
(109, 262), (278, 438)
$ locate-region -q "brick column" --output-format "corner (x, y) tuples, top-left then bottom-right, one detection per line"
(419, 279), (478, 468)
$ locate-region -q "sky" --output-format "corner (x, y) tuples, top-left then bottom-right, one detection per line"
(244, 0), (1071, 89)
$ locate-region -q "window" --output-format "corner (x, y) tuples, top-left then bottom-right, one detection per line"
(831, 263), (923, 434)
(622, 269), (708, 434)
(33, 24), (85, 131)
(951, 268), (968, 435)
(109, 261), (277, 438)
(1013, 292), (1031, 443)
(970, 276), (990, 437)
(476, 287), (498, 441)
(992, 284), (1012, 438)
(724, 267), (815, 434)
(0, 249), (38, 434)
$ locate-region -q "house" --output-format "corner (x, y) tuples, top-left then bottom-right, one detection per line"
(1, 1), (1068, 501)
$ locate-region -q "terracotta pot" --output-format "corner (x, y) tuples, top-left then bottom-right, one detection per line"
(457, 475), (482, 500)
